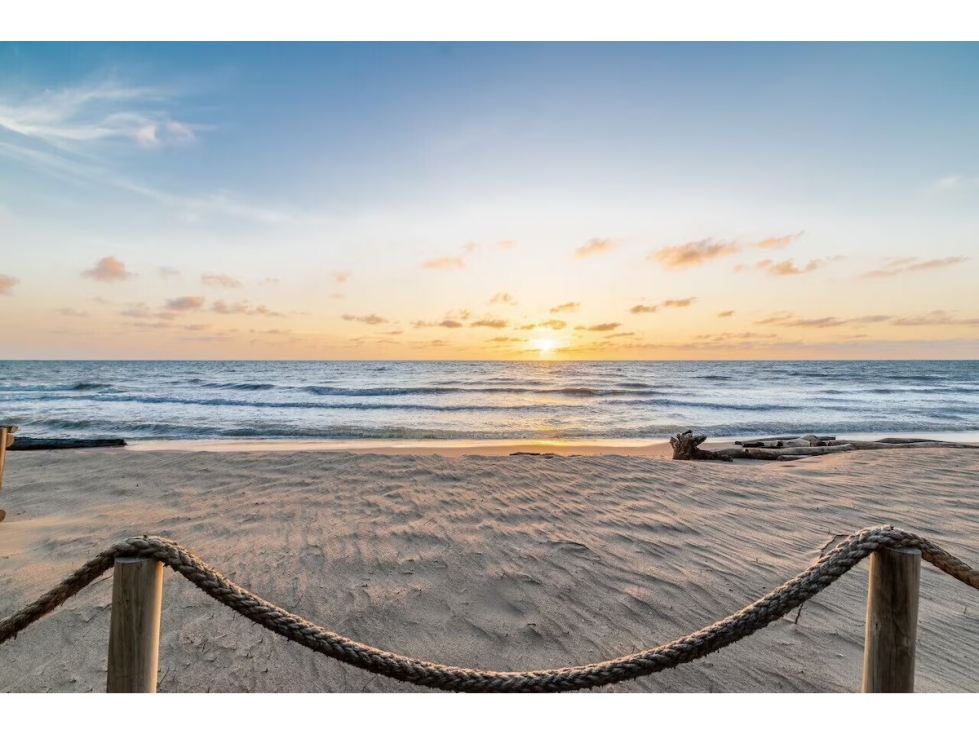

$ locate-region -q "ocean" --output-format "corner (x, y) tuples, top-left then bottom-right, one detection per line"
(1, 360), (978, 444)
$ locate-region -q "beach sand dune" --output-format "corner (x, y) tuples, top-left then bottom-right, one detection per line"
(2, 448), (979, 692)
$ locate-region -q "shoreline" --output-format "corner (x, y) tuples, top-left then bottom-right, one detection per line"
(121, 430), (979, 455)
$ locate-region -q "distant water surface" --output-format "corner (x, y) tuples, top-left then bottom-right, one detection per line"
(1, 361), (978, 443)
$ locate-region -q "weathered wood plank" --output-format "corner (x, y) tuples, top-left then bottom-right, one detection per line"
(106, 557), (164, 693)
(862, 547), (921, 693)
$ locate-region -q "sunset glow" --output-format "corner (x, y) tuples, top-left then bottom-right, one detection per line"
(1, 43), (977, 360)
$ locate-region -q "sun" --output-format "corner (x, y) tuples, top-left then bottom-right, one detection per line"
(530, 337), (557, 356)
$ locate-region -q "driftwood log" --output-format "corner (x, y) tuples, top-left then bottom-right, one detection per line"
(8, 437), (127, 451)
(669, 431), (733, 462)
(674, 430), (979, 462)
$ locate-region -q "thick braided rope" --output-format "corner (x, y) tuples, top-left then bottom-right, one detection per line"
(1, 525), (978, 692)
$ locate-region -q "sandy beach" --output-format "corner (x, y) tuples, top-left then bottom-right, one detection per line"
(2, 444), (979, 692)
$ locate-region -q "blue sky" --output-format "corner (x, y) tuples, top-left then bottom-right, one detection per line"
(1, 43), (978, 358)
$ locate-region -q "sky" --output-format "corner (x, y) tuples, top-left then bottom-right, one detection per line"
(1, 42), (978, 360)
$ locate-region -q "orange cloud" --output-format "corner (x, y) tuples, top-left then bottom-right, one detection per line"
(862, 256), (968, 278)
(411, 319), (464, 328)
(575, 322), (620, 332)
(629, 297), (695, 314)
(341, 313), (389, 325)
(489, 336), (526, 342)
(754, 231), (804, 249)
(650, 239), (740, 269)
(422, 256), (466, 270)
(550, 301), (580, 313)
(515, 323), (537, 330)
(83, 256), (136, 282)
(498, 240), (517, 250)
(470, 319), (509, 329)
(332, 270), (352, 284)
(0, 274), (18, 295)
(539, 319), (567, 330)
(574, 238), (614, 258)
(201, 272), (242, 288)
(755, 259), (824, 276)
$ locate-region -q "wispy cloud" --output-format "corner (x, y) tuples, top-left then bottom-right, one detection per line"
(629, 297), (696, 314)
(201, 273), (242, 288)
(498, 240), (517, 250)
(341, 313), (389, 325)
(489, 292), (517, 305)
(574, 238), (615, 259)
(0, 274), (18, 295)
(411, 319), (464, 329)
(422, 240), (492, 271)
(332, 271), (352, 284)
(422, 256), (466, 270)
(539, 319), (567, 330)
(890, 310), (979, 327)
(212, 300), (284, 317)
(753, 232), (804, 249)
(56, 307), (88, 317)
(0, 79), (203, 151)
(754, 258), (825, 276)
(718, 310), (735, 318)
(756, 312), (895, 328)
(756, 310), (978, 329)
(575, 322), (620, 332)
(165, 296), (205, 311)
(119, 303), (153, 319)
(158, 267), (180, 278)
(82, 256), (136, 282)
(550, 302), (580, 314)
(489, 336), (526, 343)
(0, 82), (295, 226)
(694, 331), (777, 342)
(650, 238), (740, 269)
(515, 323), (537, 330)
(470, 319), (509, 329)
(862, 256), (968, 278)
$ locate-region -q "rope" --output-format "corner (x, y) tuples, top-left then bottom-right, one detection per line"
(1, 525), (978, 692)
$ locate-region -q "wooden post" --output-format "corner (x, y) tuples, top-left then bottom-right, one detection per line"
(106, 557), (164, 693)
(0, 425), (15, 524)
(862, 546), (921, 692)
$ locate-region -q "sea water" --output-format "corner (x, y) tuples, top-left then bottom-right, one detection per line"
(1, 360), (978, 443)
